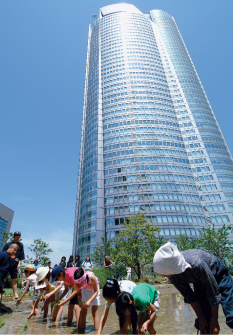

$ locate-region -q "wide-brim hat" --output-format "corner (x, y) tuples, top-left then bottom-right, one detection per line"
(24, 264), (36, 272)
(36, 266), (50, 282)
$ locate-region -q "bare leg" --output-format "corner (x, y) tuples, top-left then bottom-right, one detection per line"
(55, 305), (63, 322)
(92, 305), (99, 330)
(52, 302), (63, 322)
(78, 308), (87, 333)
(74, 305), (81, 327)
(43, 294), (55, 318)
(11, 278), (18, 298)
(147, 324), (157, 335)
(28, 301), (39, 319)
(67, 304), (74, 326)
(120, 314), (132, 335)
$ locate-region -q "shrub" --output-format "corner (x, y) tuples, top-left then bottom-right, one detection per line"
(92, 268), (112, 289)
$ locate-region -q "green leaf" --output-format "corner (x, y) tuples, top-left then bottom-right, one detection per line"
(24, 239), (53, 266)
(0, 322), (5, 328)
(20, 322), (28, 334)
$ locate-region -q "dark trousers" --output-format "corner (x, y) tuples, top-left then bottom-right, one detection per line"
(0, 270), (8, 294)
(194, 258), (233, 330)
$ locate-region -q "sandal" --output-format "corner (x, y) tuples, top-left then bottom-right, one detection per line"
(13, 296), (19, 300)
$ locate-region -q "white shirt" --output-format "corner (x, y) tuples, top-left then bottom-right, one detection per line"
(105, 280), (137, 309)
(28, 273), (37, 288)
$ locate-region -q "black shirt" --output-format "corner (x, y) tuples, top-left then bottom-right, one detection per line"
(67, 261), (74, 268)
(75, 260), (82, 268)
(0, 251), (10, 272)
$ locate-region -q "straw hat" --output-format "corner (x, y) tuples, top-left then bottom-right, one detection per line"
(24, 264), (36, 272)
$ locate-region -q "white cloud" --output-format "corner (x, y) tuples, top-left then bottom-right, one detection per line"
(22, 229), (73, 266)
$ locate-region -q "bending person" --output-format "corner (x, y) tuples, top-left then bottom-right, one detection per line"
(115, 283), (160, 335)
(97, 278), (136, 334)
(74, 267), (100, 332)
(153, 242), (233, 334)
(49, 265), (81, 326)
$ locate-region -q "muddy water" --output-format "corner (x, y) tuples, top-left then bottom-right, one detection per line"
(0, 293), (232, 334)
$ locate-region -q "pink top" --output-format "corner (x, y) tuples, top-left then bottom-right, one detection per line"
(84, 271), (99, 290)
(64, 267), (79, 288)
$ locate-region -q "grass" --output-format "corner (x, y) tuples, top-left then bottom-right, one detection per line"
(2, 289), (33, 301)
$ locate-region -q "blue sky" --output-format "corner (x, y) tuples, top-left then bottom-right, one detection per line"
(1, 0), (232, 265)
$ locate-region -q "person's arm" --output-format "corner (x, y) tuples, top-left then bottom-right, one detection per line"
(190, 301), (219, 334)
(44, 283), (62, 300)
(210, 305), (220, 334)
(91, 262), (93, 270)
(17, 244), (25, 271)
(190, 301), (210, 334)
(83, 276), (98, 309)
(58, 284), (81, 307)
(17, 279), (30, 303)
(97, 308), (110, 334)
(141, 303), (157, 333)
(21, 273), (25, 288)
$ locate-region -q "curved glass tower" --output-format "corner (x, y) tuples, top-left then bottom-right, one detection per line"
(73, 4), (233, 258)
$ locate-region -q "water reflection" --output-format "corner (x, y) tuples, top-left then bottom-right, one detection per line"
(0, 293), (231, 334)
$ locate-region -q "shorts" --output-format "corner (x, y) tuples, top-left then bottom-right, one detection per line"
(55, 290), (68, 301)
(33, 289), (39, 301)
(69, 293), (79, 305)
(81, 288), (100, 310)
(8, 266), (18, 280)
(137, 292), (160, 317)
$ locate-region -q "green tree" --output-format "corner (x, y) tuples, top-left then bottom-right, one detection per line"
(147, 235), (167, 257)
(174, 234), (199, 251)
(1, 232), (14, 249)
(112, 213), (161, 280)
(91, 236), (114, 267)
(198, 224), (233, 267)
(26, 239), (53, 266)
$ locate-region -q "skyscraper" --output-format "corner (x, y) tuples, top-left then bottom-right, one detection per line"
(73, 4), (233, 258)
(0, 203), (14, 249)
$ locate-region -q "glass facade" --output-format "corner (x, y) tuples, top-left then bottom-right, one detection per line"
(73, 4), (233, 258)
(0, 217), (8, 248)
(0, 203), (14, 249)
